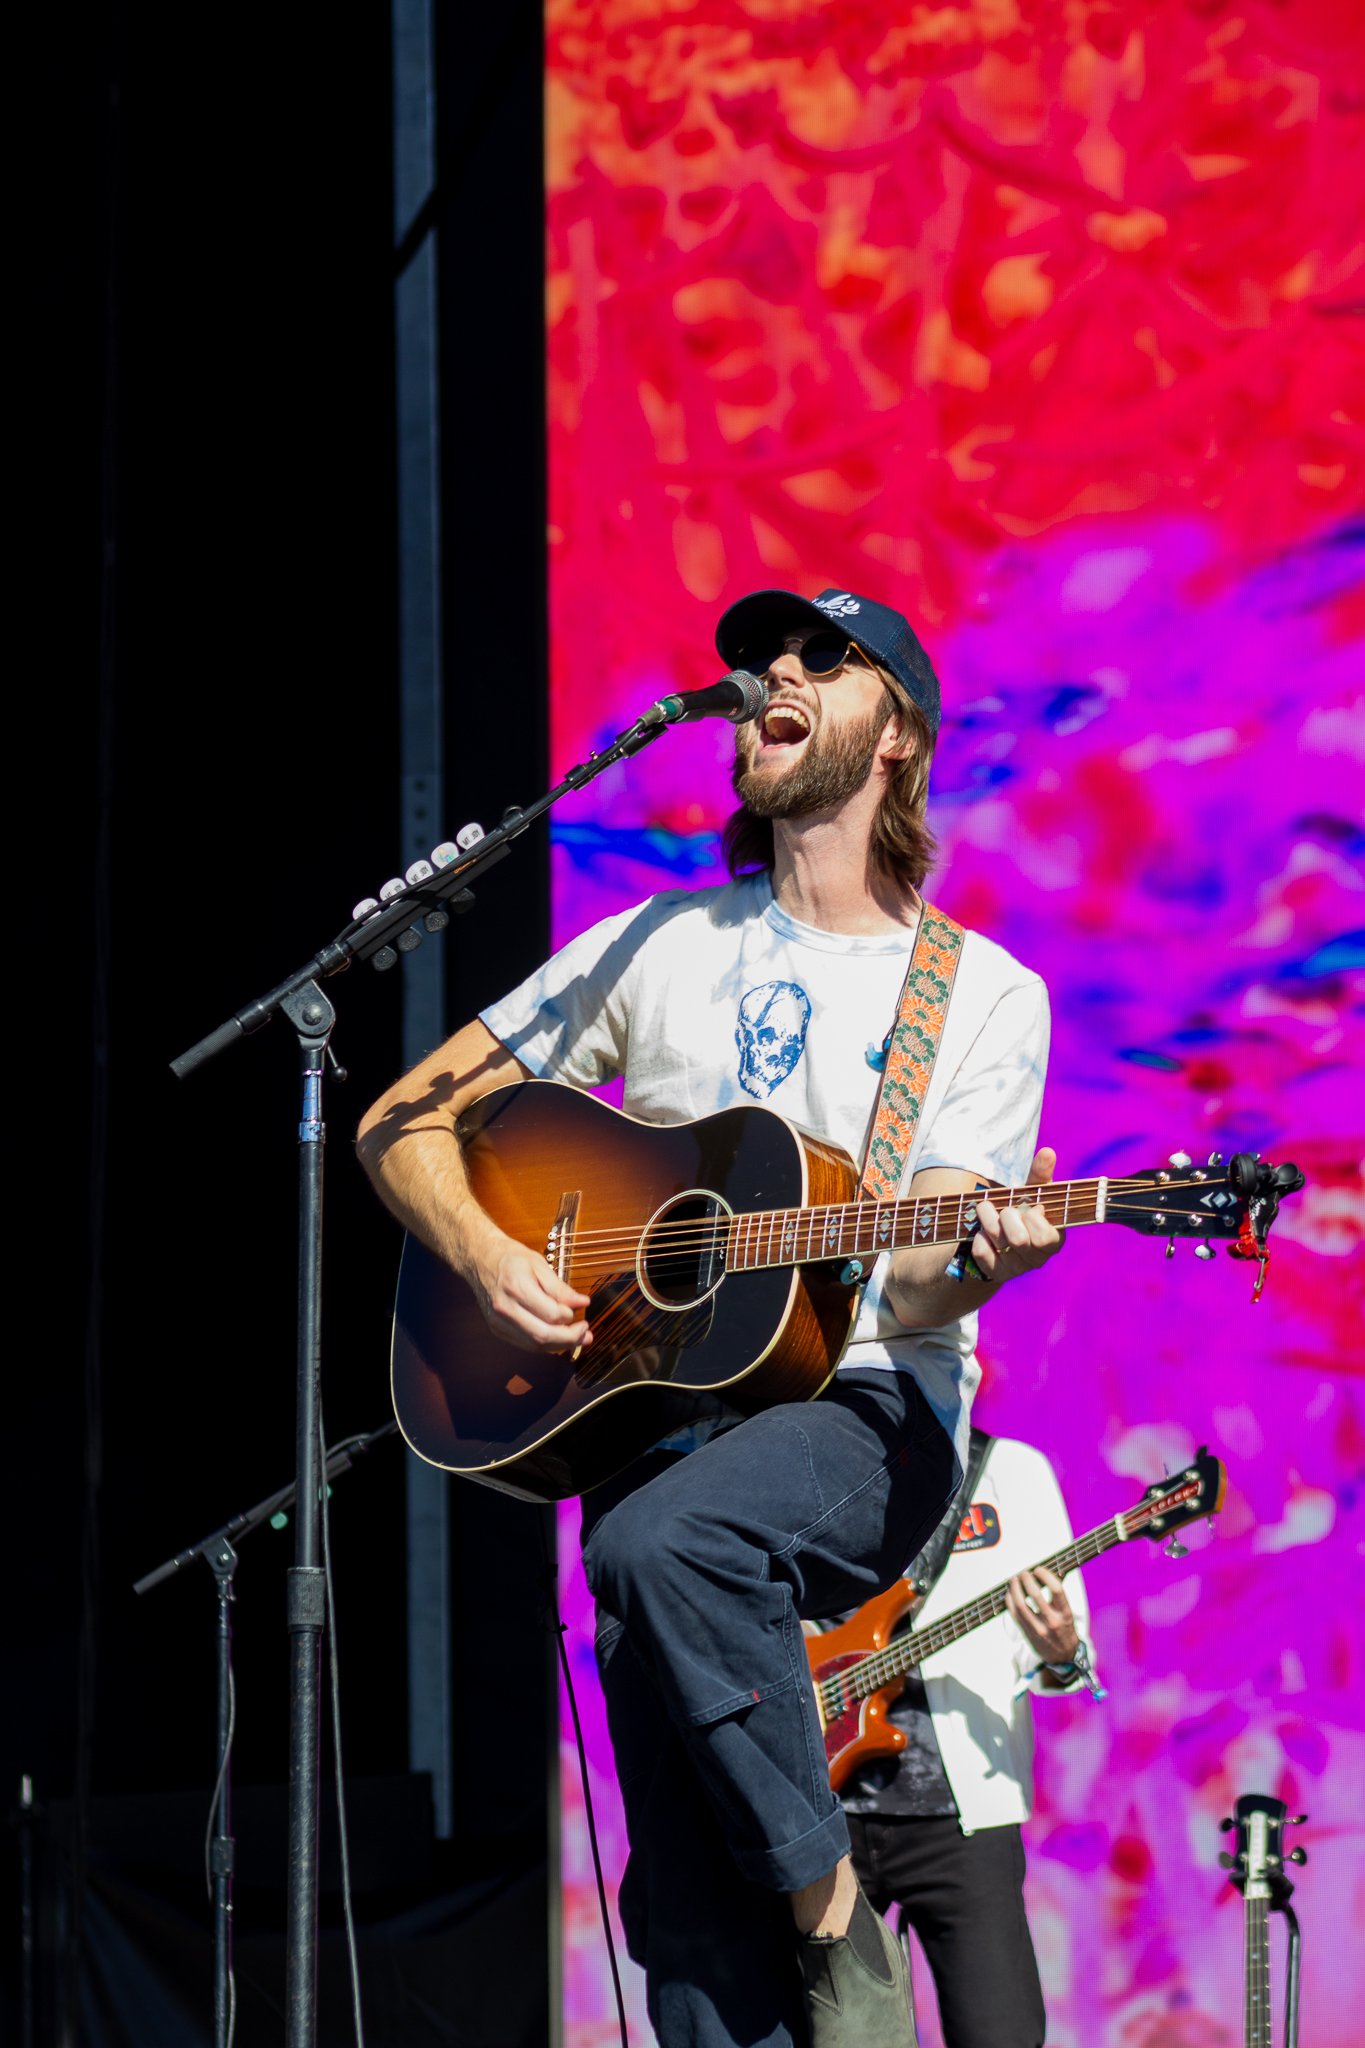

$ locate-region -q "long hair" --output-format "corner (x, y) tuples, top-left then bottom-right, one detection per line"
(722, 666), (939, 891)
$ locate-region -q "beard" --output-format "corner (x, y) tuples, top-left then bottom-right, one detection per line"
(733, 705), (887, 820)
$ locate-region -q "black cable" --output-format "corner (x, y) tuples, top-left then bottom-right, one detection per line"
(318, 1397), (367, 2047)
(203, 1667), (237, 2046)
(539, 1518), (629, 2048)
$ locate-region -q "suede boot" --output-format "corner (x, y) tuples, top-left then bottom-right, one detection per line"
(799, 1888), (916, 2047)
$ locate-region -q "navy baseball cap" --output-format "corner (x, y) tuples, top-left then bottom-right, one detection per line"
(715, 587), (941, 737)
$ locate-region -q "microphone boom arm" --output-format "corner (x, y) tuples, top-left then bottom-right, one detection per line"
(169, 699), (685, 1077)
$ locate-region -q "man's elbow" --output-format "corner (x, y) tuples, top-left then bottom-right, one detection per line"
(354, 1090), (407, 1188)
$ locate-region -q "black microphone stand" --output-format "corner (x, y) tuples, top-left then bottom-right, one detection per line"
(133, 1423), (397, 2048)
(167, 705), (675, 2048)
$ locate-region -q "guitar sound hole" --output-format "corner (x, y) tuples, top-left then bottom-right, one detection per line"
(637, 1189), (730, 1311)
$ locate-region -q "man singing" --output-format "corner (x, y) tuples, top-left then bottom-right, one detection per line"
(358, 587), (1064, 2048)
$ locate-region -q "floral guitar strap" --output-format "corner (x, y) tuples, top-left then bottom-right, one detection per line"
(858, 901), (966, 1207)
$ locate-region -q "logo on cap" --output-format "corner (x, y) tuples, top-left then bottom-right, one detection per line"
(815, 593), (861, 618)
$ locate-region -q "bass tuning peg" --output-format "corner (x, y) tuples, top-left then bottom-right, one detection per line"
(1163, 1534), (1189, 1560)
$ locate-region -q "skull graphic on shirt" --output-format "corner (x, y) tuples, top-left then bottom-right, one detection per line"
(735, 981), (812, 1098)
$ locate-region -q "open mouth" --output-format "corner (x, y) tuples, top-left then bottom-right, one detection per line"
(760, 700), (813, 749)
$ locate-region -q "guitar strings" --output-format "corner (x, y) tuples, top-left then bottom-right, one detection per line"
(560, 1174), (1222, 1251)
(552, 1176), (1236, 1279)
(568, 1178), (1121, 1251)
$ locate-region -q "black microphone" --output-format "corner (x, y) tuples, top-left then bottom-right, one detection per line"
(641, 669), (767, 728)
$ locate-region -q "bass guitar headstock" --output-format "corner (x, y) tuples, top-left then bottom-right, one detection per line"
(1106, 1151), (1305, 1301)
(1122, 1445), (1226, 1553)
(1219, 1793), (1307, 1903)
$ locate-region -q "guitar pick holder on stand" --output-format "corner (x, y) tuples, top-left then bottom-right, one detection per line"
(166, 701), (681, 2048)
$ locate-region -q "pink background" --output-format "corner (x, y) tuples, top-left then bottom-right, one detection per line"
(546, 4), (1365, 2042)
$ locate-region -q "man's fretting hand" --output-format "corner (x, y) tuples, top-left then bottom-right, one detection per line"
(1005, 1564), (1080, 1674)
(968, 1145), (1065, 1285)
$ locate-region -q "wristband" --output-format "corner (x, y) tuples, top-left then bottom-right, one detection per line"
(944, 1240), (986, 1283)
(1034, 1643), (1106, 1701)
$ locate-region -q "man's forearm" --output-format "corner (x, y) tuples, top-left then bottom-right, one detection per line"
(355, 1113), (495, 1280)
(355, 1015), (531, 1278)
(883, 1252), (999, 1331)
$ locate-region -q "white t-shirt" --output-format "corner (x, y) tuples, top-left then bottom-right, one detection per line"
(481, 872), (1049, 1467)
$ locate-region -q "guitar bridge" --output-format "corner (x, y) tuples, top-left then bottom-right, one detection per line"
(545, 1190), (582, 1282)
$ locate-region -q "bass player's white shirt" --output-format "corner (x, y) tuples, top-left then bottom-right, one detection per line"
(909, 1437), (1096, 1833)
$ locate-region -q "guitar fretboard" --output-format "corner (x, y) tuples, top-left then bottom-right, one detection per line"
(725, 1178), (1109, 1271)
(1245, 1895), (1270, 2048)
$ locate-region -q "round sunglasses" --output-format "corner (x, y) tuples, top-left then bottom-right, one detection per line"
(737, 628), (873, 680)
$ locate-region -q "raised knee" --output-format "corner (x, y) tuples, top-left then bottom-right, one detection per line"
(584, 1491), (692, 1614)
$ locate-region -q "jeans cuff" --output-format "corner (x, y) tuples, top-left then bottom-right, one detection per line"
(733, 1803), (850, 1891)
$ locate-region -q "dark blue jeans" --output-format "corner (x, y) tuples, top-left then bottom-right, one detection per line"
(581, 1369), (958, 2048)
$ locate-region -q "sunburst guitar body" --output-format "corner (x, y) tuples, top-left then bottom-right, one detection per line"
(388, 1079), (1301, 1504)
(391, 1081), (859, 1502)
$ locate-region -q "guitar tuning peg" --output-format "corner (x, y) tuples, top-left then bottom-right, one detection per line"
(1219, 1816), (1235, 1832)
(1194, 1242), (1217, 1261)
(1207, 1150), (1224, 1167)
(1290, 1814), (1307, 1827)
(1168, 1151), (1192, 1170)
(1217, 1850), (1237, 1869)
(1288, 1847), (1308, 1865)
(1165, 1237), (1177, 1259)
(1163, 1534), (1189, 1560)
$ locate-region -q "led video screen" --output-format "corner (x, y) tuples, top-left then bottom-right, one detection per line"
(546, 5), (1363, 2041)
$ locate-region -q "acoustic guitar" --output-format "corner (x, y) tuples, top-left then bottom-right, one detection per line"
(389, 1079), (1303, 1502)
(807, 1447), (1225, 1788)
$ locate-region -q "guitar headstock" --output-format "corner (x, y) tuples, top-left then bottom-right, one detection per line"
(1105, 1151), (1305, 1300)
(1122, 1445), (1227, 1546)
(1219, 1793), (1307, 1901)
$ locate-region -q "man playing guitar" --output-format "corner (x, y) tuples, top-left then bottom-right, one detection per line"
(359, 585), (1064, 2047)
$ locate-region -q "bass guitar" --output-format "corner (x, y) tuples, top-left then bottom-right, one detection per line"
(390, 1079), (1303, 1501)
(1219, 1794), (1306, 2048)
(807, 1447), (1225, 1788)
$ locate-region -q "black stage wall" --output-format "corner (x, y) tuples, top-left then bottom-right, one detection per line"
(14, 5), (553, 2041)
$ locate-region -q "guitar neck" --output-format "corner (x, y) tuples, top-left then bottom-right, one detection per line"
(725, 1176), (1113, 1273)
(843, 1511), (1135, 1702)
(891, 1520), (1121, 1674)
(1245, 1895), (1271, 2048)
